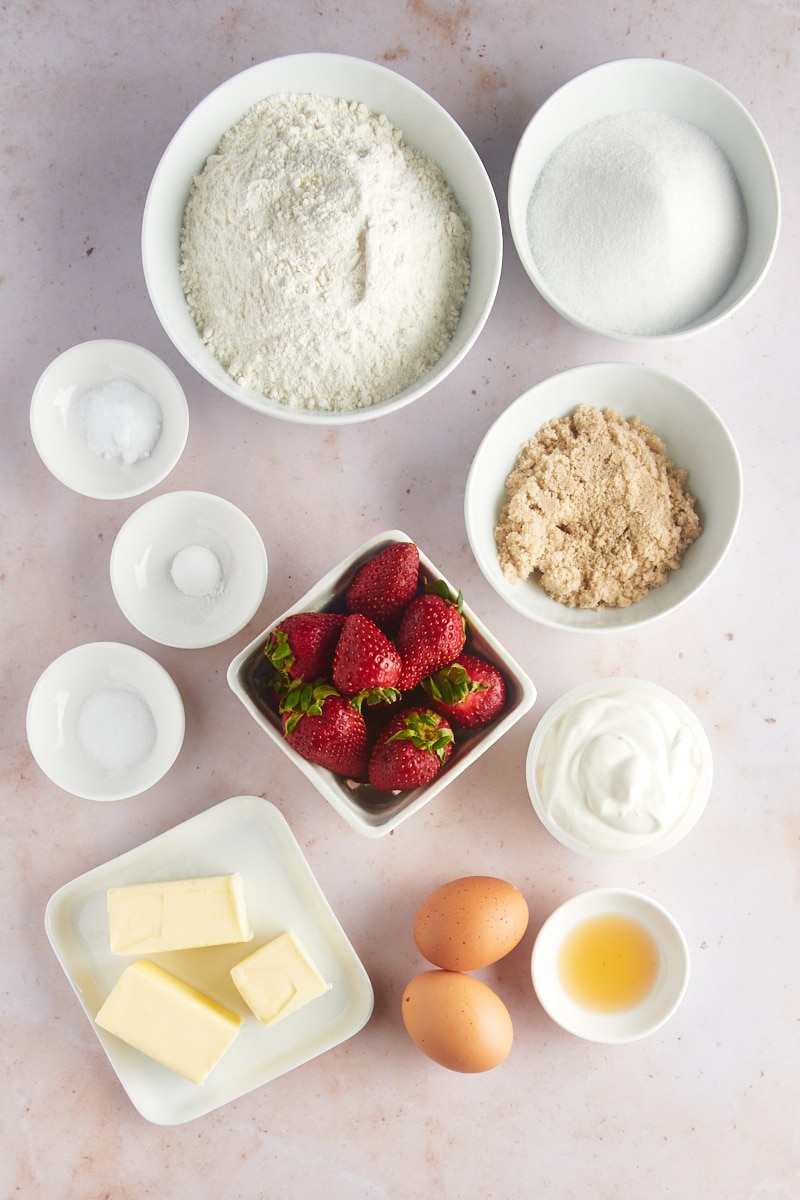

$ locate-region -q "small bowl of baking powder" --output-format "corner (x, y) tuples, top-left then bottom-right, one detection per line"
(508, 58), (780, 341)
(26, 641), (185, 801)
(142, 53), (502, 423)
(464, 361), (743, 632)
(110, 490), (268, 649)
(30, 340), (189, 499)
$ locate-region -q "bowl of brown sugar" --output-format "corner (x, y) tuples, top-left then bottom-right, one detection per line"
(464, 362), (742, 632)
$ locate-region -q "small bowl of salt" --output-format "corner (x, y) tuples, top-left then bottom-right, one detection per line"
(508, 58), (780, 341)
(30, 339), (189, 498)
(26, 641), (185, 801)
(110, 490), (268, 649)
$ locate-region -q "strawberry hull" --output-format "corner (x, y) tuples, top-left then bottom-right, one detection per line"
(227, 530), (537, 838)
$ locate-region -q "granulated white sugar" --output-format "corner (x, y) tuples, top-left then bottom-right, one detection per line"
(76, 687), (157, 772)
(526, 110), (747, 336)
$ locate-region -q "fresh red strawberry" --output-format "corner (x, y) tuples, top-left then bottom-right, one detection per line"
(395, 585), (466, 690)
(422, 652), (507, 729)
(280, 680), (369, 780)
(265, 611), (347, 682)
(368, 706), (455, 792)
(332, 613), (402, 702)
(345, 542), (420, 631)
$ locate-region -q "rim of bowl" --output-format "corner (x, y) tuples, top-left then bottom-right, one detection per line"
(508, 57), (781, 343)
(464, 361), (744, 632)
(531, 887), (691, 1043)
(142, 52), (502, 425)
(525, 677), (713, 860)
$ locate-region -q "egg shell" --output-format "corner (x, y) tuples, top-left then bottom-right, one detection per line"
(413, 875), (529, 971)
(401, 969), (513, 1073)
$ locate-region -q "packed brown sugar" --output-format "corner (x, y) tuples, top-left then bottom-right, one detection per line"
(495, 405), (701, 609)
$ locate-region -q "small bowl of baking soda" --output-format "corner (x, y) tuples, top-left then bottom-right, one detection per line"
(110, 490), (268, 649)
(30, 340), (189, 498)
(508, 58), (780, 341)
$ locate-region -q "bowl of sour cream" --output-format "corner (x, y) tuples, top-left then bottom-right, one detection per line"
(526, 678), (712, 859)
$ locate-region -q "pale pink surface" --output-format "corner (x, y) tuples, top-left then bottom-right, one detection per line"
(2, 1), (798, 1196)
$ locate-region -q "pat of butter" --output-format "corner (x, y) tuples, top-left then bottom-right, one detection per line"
(95, 960), (241, 1085)
(107, 873), (253, 954)
(230, 930), (331, 1026)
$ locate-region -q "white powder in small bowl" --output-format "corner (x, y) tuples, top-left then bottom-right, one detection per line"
(80, 377), (163, 464)
(170, 544), (224, 598)
(76, 687), (157, 772)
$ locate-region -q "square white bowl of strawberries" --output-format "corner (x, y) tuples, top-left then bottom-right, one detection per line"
(227, 530), (537, 837)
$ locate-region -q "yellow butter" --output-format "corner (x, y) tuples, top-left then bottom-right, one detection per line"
(230, 930), (331, 1026)
(95, 959), (241, 1085)
(107, 873), (253, 954)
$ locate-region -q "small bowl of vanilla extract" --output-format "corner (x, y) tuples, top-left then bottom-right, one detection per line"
(530, 887), (690, 1043)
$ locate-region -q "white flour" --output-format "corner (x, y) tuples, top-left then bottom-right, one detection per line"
(179, 93), (471, 411)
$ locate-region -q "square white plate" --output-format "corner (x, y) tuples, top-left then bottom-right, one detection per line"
(44, 795), (374, 1125)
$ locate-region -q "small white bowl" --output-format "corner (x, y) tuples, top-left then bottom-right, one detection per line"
(26, 642), (185, 801)
(526, 678), (713, 859)
(110, 491), (268, 649)
(508, 58), (780, 341)
(142, 53), (502, 424)
(464, 361), (742, 632)
(227, 530), (537, 837)
(531, 888), (690, 1043)
(30, 340), (189, 499)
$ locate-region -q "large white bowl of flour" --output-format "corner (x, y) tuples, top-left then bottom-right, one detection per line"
(143, 54), (502, 423)
(508, 58), (780, 342)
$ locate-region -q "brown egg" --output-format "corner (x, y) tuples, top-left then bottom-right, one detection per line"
(413, 875), (529, 971)
(401, 970), (513, 1072)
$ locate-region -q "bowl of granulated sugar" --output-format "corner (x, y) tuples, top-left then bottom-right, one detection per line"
(508, 58), (780, 342)
(142, 53), (502, 423)
(30, 340), (189, 499)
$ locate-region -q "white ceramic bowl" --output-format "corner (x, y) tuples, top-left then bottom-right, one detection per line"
(142, 53), (502, 424)
(26, 642), (185, 801)
(110, 491), (268, 649)
(464, 362), (742, 632)
(531, 888), (690, 1043)
(30, 340), (189, 499)
(227, 530), (537, 837)
(526, 678), (713, 859)
(508, 58), (780, 341)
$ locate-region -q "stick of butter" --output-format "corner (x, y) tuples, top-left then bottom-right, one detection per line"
(230, 930), (331, 1026)
(95, 959), (242, 1085)
(107, 873), (253, 954)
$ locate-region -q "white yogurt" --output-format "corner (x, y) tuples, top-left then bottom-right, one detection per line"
(528, 679), (712, 858)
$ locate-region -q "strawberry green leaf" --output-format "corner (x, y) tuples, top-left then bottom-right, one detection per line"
(350, 686), (402, 713)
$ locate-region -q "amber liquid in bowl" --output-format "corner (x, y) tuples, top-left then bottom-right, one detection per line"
(557, 913), (660, 1012)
